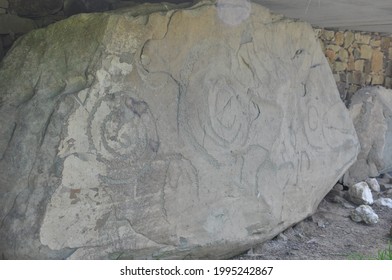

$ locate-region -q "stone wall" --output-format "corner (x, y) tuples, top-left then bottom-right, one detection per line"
(316, 28), (392, 104)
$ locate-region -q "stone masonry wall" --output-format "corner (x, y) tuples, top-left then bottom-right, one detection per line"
(316, 28), (392, 105)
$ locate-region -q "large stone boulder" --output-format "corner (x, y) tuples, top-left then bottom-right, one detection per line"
(0, 1), (359, 259)
(343, 86), (392, 186)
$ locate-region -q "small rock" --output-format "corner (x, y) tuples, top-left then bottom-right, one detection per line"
(366, 178), (381, 192)
(276, 233), (288, 242)
(306, 238), (318, 244)
(350, 205), (379, 225)
(317, 220), (326, 228)
(374, 198), (392, 209)
(333, 183), (345, 192)
(348, 182), (374, 205)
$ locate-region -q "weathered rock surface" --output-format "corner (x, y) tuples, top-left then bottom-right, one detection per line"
(0, 1), (359, 259)
(366, 178), (381, 192)
(350, 205), (379, 225)
(9, 0), (63, 17)
(348, 182), (374, 205)
(374, 198), (392, 208)
(343, 86), (392, 185)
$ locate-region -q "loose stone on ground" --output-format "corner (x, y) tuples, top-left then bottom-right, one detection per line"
(350, 205), (379, 225)
(348, 182), (374, 205)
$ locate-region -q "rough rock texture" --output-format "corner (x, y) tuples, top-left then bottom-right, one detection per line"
(0, 1), (359, 259)
(348, 182), (374, 205)
(366, 178), (381, 192)
(316, 29), (392, 101)
(9, 0), (63, 17)
(343, 86), (392, 186)
(350, 205), (379, 225)
(374, 198), (392, 208)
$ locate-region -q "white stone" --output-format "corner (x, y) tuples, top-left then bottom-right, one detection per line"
(350, 205), (379, 225)
(374, 198), (392, 208)
(348, 182), (374, 205)
(366, 178), (381, 192)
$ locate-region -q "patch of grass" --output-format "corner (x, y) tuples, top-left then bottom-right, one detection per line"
(376, 243), (392, 260)
(348, 242), (392, 260)
(347, 252), (373, 260)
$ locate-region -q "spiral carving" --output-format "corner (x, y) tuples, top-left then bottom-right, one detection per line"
(87, 92), (159, 180)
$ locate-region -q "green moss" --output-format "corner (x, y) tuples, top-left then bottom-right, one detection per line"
(0, 13), (110, 106)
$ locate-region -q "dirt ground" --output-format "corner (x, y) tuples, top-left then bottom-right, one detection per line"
(235, 183), (392, 260)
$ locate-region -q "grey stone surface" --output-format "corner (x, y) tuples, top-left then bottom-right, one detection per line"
(350, 205), (379, 225)
(9, 0), (63, 17)
(366, 178), (381, 192)
(343, 87), (392, 186)
(374, 198), (392, 209)
(0, 14), (36, 34)
(348, 182), (374, 205)
(0, 1), (359, 259)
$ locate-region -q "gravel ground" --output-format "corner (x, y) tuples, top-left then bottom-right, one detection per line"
(234, 184), (392, 260)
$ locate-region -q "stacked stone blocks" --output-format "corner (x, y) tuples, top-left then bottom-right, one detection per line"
(316, 28), (392, 102)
